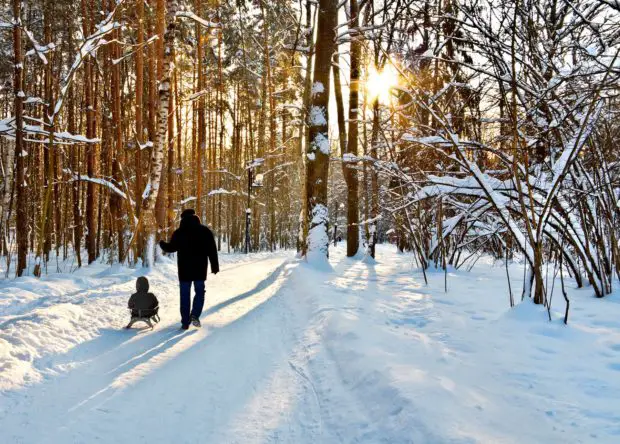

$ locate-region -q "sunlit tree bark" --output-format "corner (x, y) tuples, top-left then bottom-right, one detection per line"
(304, 0), (336, 261)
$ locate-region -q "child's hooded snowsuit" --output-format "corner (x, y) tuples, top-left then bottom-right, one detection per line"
(128, 277), (158, 317)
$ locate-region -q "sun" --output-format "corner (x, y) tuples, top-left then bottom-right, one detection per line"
(366, 64), (399, 103)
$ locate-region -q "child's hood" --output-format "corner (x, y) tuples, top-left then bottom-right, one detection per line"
(136, 276), (149, 293)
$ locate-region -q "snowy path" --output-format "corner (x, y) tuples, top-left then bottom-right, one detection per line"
(2, 249), (430, 443)
(1, 253), (309, 442)
(2, 245), (620, 443)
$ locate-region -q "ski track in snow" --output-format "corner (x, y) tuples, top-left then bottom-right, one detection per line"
(1, 245), (620, 443)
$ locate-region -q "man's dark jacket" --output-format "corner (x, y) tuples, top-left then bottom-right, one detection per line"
(159, 215), (219, 281)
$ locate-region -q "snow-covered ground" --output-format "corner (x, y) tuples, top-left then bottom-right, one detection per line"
(1, 244), (619, 443)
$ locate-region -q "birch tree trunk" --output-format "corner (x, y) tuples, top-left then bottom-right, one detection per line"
(2, 139), (14, 259)
(135, 0), (145, 262)
(142, 0), (179, 267)
(167, 66), (176, 237)
(154, 0), (167, 235)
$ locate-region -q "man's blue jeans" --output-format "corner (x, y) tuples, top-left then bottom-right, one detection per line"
(180, 281), (205, 326)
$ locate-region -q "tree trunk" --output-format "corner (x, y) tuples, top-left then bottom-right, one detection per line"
(304, 0), (336, 261)
(260, 0), (276, 252)
(109, 18), (125, 263)
(195, 0), (204, 217)
(68, 86), (82, 269)
(13, 0), (27, 276)
(368, 99), (379, 258)
(142, 0), (179, 267)
(82, 0), (97, 264)
(167, 60), (175, 237)
(154, 0), (167, 235)
(344, 0), (360, 257)
(298, 0), (314, 254)
(135, 0), (145, 262)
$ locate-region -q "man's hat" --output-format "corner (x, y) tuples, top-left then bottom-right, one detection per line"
(181, 208), (196, 219)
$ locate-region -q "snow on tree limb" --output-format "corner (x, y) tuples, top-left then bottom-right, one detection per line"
(208, 188), (237, 196)
(53, 4), (125, 119)
(63, 169), (132, 205)
(23, 26), (55, 64)
(0, 117), (98, 144)
(175, 10), (220, 29)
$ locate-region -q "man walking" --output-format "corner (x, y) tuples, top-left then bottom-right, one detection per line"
(159, 209), (219, 330)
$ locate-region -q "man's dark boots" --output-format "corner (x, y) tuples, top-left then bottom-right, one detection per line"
(191, 315), (201, 328)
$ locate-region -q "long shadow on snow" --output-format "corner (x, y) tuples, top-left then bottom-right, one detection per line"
(62, 261), (306, 441)
(203, 259), (291, 317)
(0, 326), (197, 434)
(40, 260), (286, 371)
(30, 260), (292, 395)
(66, 328), (198, 413)
(70, 260), (293, 401)
(1, 260), (297, 438)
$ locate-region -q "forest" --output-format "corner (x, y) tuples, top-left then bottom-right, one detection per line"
(1, 0), (620, 313)
(3, 1), (620, 441)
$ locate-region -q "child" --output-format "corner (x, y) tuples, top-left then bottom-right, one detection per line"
(125, 276), (160, 329)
